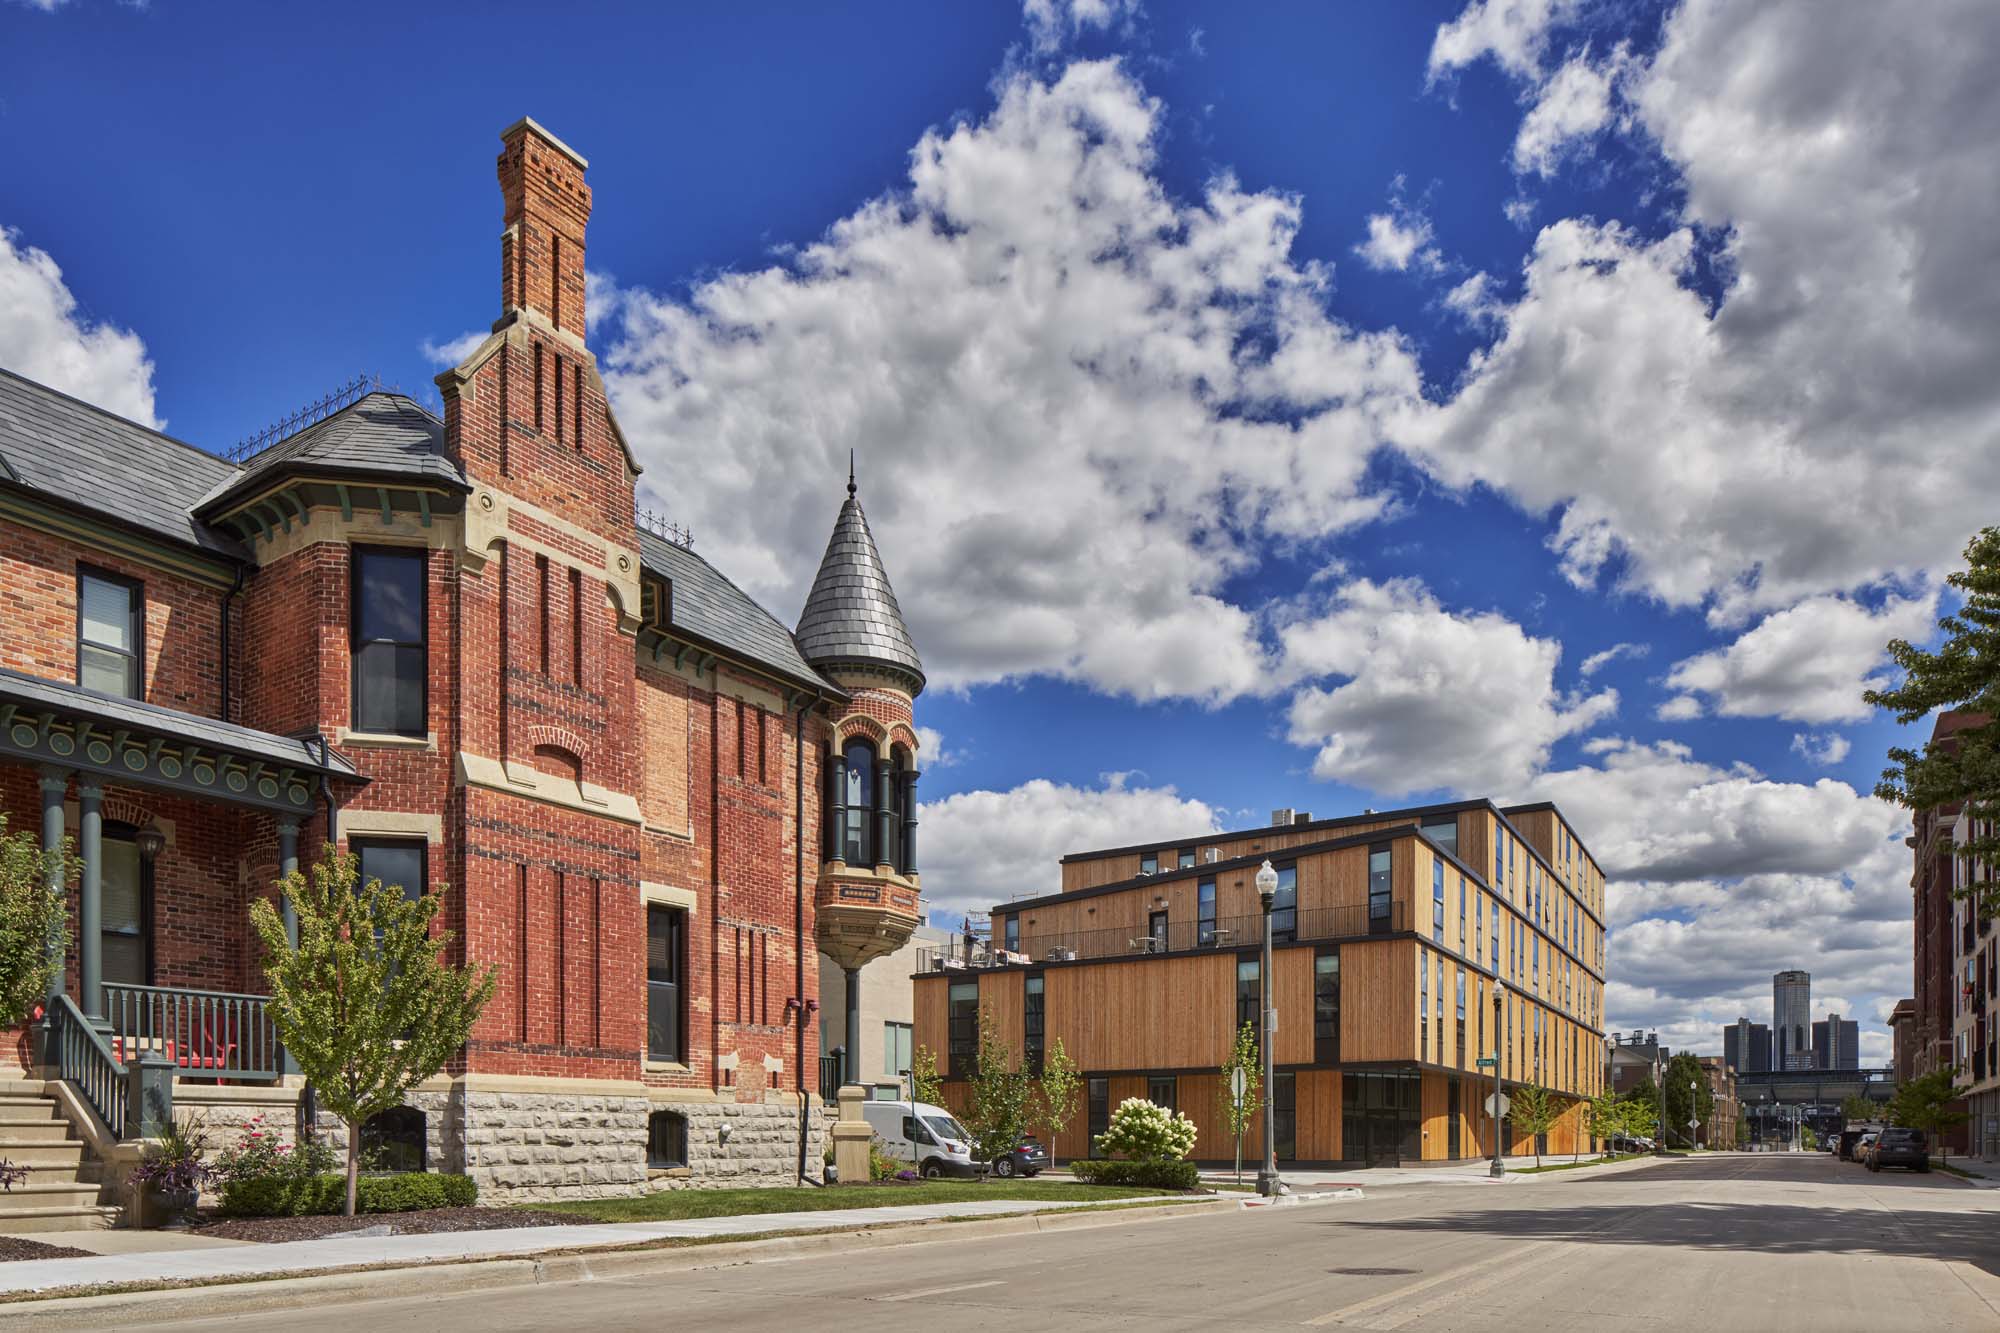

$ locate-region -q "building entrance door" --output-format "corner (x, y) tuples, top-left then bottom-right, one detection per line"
(1343, 1071), (1420, 1167)
(1148, 910), (1168, 952)
(1447, 1078), (1461, 1158)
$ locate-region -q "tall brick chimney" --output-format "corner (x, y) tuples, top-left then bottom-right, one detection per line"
(497, 117), (591, 336)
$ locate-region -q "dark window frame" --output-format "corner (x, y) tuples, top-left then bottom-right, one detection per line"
(1148, 1075), (1177, 1113)
(1236, 955), (1261, 1048)
(1368, 844), (1393, 934)
(1087, 1076), (1110, 1158)
(1272, 861), (1297, 943)
(948, 980), (979, 1078)
(75, 564), (144, 700)
(1313, 946), (1340, 1065)
(841, 738), (877, 867)
(647, 1109), (689, 1169)
(100, 821), (154, 987)
(349, 545), (429, 736)
(1197, 877), (1217, 946)
(646, 901), (688, 1063)
(351, 837), (428, 904)
(1023, 972), (1045, 1074)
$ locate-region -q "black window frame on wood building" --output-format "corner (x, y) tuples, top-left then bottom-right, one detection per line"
(948, 980), (979, 1077)
(1087, 1076), (1110, 1158)
(350, 545), (428, 736)
(1272, 861), (1297, 943)
(76, 565), (144, 700)
(1313, 946), (1340, 1064)
(646, 902), (687, 1064)
(1023, 972), (1045, 1074)
(1197, 877), (1217, 946)
(1236, 956), (1261, 1047)
(1368, 844), (1393, 934)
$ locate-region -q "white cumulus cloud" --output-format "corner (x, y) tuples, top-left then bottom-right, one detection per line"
(1662, 592), (1937, 724)
(0, 226), (160, 427)
(1790, 732), (1852, 767)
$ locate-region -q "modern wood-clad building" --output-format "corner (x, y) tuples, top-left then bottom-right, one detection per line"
(913, 798), (1608, 1167)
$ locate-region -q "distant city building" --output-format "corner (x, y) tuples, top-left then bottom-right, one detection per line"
(1696, 1055), (1739, 1148)
(1948, 796), (1999, 1160)
(1723, 1016), (1771, 1073)
(1890, 998), (1918, 1084)
(1812, 1014), (1860, 1070)
(1774, 970), (1813, 1070)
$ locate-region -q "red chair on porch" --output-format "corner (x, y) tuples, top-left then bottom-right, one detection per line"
(112, 1016), (238, 1083)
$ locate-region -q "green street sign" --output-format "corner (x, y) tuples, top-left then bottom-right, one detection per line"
(1476, 1057), (1497, 1068)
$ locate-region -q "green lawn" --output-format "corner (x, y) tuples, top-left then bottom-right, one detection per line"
(530, 1179), (1183, 1224)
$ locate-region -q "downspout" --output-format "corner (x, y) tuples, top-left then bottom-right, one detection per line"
(302, 731), (340, 1144)
(219, 562), (246, 724)
(795, 694), (816, 1183)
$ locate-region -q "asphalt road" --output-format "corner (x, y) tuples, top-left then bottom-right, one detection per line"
(126, 1154), (2000, 1331)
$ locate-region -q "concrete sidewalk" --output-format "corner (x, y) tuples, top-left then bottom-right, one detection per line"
(0, 1195), (1184, 1296)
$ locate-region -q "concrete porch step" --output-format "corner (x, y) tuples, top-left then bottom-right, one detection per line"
(0, 1118), (71, 1141)
(0, 1103), (63, 1123)
(0, 1203), (119, 1234)
(0, 1142), (85, 1169)
(0, 1181), (105, 1210)
(0, 1080), (50, 1099)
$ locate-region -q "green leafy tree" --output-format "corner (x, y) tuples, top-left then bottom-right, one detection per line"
(1662, 1054), (1714, 1148)
(0, 815), (70, 1028)
(1507, 1083), (1561, 1169)
(1034, 1037), (1083, 1150)
(1623, 1073), (1662, 1141)
(1217, 1020), (1263, 1184)
(963, 1012), (1032, 1163)
(1097, 1097), (1197, 1161)
(1886, 1068), (1971, 1164)
(908, 1045), (942, 1108)
(1585, 1089), (1629, 1158)
(1840, 1094), (1878, 1125)
(1867, 527), (2000, 913)
(250, 847), (495, 1216)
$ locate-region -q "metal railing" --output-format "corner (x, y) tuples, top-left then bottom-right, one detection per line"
(919, 901), (1408, 970)
(49, 993), (126, 1139)
(819, 1052), (842, 1105)
(102, 983), (284, 1083)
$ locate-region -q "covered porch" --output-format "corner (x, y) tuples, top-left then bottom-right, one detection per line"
(0, 667), (360, 1138)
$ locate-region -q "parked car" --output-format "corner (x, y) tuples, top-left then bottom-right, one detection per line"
(1868, 1127), (1930, 1173)
(860, 1101), (983, 1179)
(1853, 1130), (1880, 1166)
(992, 1133), (1049, 1178)
(1836, 1127), (1878, 1161)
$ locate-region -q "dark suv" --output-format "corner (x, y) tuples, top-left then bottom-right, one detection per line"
(1868, 1127), (1930, 1173)
(992, 1133), (1048, 1178)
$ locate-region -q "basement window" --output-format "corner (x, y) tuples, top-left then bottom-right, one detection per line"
(648, 1110), (688, 1169)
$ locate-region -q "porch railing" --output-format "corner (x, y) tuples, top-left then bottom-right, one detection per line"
(819, 1051), (842, 1105)
(102, 983), (284, 1083)
(48, 992), (126, 1140)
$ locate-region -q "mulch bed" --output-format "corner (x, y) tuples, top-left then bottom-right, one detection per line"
(193, 1206), (580, 1244)
(0, 1237), (95, 1262)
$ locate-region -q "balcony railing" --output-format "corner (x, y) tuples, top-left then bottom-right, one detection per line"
(918, 901), (1409, 971)
(103, 982), (284, 1083)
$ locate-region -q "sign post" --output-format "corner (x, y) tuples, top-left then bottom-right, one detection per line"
(1230, 1067), (1247, 1185)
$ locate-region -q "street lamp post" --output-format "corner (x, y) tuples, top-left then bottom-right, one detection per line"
(1255, 860), (1285, 1198)
(1489, 982), (1507, 1177)
(1654, 1047), (1667, 1156)
(1690, 1078), (1700, 1149)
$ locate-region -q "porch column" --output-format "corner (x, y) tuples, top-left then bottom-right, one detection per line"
(277, 819), (300, 1076)
(38, 767), (68, 1004)
(276, 819), (300, 947)
(78, 782), (103, 1021)
(844, 966), (861, 1086)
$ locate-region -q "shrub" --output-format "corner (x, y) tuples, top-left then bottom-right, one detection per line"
(130, 1114), (213, 1196)
(1094, 1098), (1197, 1162)
(218, 1170), (476, 1217)
(212, 1114), (338, 1190)
(1069, 1158), (1200, 1190)
(868, 1135), (901, 1181)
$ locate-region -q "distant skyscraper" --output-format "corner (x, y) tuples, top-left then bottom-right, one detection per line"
(1775, 970), (1813, 1070)
(1813, 1014), (1860, 1070)
(1724, 1016), (1771, 1073)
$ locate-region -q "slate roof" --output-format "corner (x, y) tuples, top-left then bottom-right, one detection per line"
(794, 486), (924, 692)
(195, 392), (464, 515)
(637, 529), (839, 695)
(0, 666), (361, 778)
(0, 367), (242, 557)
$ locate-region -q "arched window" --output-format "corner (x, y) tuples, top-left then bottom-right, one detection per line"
(842, 738), (875, 866)
(648, 1110), (688, 1169)
(361, 1106), (427, 1173)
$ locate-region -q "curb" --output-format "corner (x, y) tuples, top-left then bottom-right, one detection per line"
(1239, 1187), (1363, 1208)
(1504, 1154), (1684, 1182)
(0, 1197), (1234, 1327)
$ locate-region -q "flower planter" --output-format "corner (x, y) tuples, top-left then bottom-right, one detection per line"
(143, 1184), (200, 1230)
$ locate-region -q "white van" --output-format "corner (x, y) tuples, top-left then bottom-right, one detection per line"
(859, 1101), (982, 1178)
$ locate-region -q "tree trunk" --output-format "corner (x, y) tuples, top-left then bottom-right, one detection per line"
(346, 1120), (361, 1217)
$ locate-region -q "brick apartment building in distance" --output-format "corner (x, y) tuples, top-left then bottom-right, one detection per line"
(1907, 710), (1985, 1156)
(0, 118), (925, 1214)
(914, 799), (1607, 1167)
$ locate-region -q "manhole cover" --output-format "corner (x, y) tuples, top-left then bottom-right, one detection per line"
(1329, 1268), (1417, 1276)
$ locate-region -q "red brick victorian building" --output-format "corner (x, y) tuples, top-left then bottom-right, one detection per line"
(0, 118), (923, 1210)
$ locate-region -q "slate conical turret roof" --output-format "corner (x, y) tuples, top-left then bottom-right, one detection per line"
(795, 467), (924, 695)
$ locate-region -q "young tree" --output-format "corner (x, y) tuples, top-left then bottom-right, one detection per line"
(1217, 1021), (1262, 1184)
(250, 847), (495, 1216)
(1507, 1083), (1560, 1169)
(1034, 1037), (1083, 1151)
(1886, 1068), (1971, 1164)
(0, 816), (70, 1028)
(963, 1012), (1032, 1163)
(1840, 1094), (1878, 1125)
(908, 1045), (942, 1108)
(1585, 1089), (1626, 1159)
(1662, 1054), (1714, 1148)
(1867, 527), (2000, 913)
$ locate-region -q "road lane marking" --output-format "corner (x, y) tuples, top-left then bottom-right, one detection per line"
(1303, 1242), (1545, 1326)
(873, 1279), (1006, 1302)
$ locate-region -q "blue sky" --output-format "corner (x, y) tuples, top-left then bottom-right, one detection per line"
(8, 0), (1996, 1064)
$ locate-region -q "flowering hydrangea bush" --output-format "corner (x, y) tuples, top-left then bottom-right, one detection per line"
(1094, 1098), (1197, 1161)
